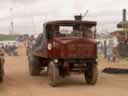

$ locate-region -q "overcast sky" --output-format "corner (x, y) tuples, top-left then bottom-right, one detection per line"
(0, 0), (127, 34)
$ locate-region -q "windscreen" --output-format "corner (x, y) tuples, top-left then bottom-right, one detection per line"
(59, 26), (73, 34)
(54, 25), (96, 38)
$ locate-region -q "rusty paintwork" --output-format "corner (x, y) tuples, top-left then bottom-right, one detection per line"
(47, 38), (97, 59)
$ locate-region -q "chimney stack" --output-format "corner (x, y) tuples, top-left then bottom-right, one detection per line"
(123, 9), (127, 22)
(74, 14), (82, 20)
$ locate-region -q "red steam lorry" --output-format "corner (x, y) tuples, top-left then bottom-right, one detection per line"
(28, 15), (98, 87)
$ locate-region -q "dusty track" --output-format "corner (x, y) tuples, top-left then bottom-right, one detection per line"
(0, 43), (128, 96)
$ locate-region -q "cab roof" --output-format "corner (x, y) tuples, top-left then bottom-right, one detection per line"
(44, 20), (97, 26)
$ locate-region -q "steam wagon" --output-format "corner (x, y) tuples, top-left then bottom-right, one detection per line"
(28, 16), (98, 87)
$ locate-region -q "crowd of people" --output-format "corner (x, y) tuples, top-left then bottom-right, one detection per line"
(97, 39), (118, 62)
(0, 42), (18, 56)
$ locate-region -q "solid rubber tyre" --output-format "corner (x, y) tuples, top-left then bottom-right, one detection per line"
(84, 64), (98, 85)
(48, 62), (59, 87)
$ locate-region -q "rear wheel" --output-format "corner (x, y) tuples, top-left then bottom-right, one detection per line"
(48, 62), (60, 87)
(84, 64), (98, 85)
(28, 55), (41, 76)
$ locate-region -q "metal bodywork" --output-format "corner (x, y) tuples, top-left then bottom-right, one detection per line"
(32, 20), (97, 60)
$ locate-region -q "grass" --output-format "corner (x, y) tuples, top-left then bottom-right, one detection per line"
(0, 34), (18, 41)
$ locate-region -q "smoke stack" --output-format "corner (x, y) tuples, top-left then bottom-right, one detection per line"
(74, 15), (82, 20)
(123, 9), (127, 22)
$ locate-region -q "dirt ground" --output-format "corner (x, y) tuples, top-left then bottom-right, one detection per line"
(0, 43), (128, 96)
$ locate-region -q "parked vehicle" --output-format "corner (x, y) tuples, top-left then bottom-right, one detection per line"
(28, 16), (98, 87)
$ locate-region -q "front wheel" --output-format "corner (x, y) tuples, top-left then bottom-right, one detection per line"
(48, 62), (60, 87)
(84, 64), (98, 85)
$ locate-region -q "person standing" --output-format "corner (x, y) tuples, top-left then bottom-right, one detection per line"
(107, 45), (113, 61)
